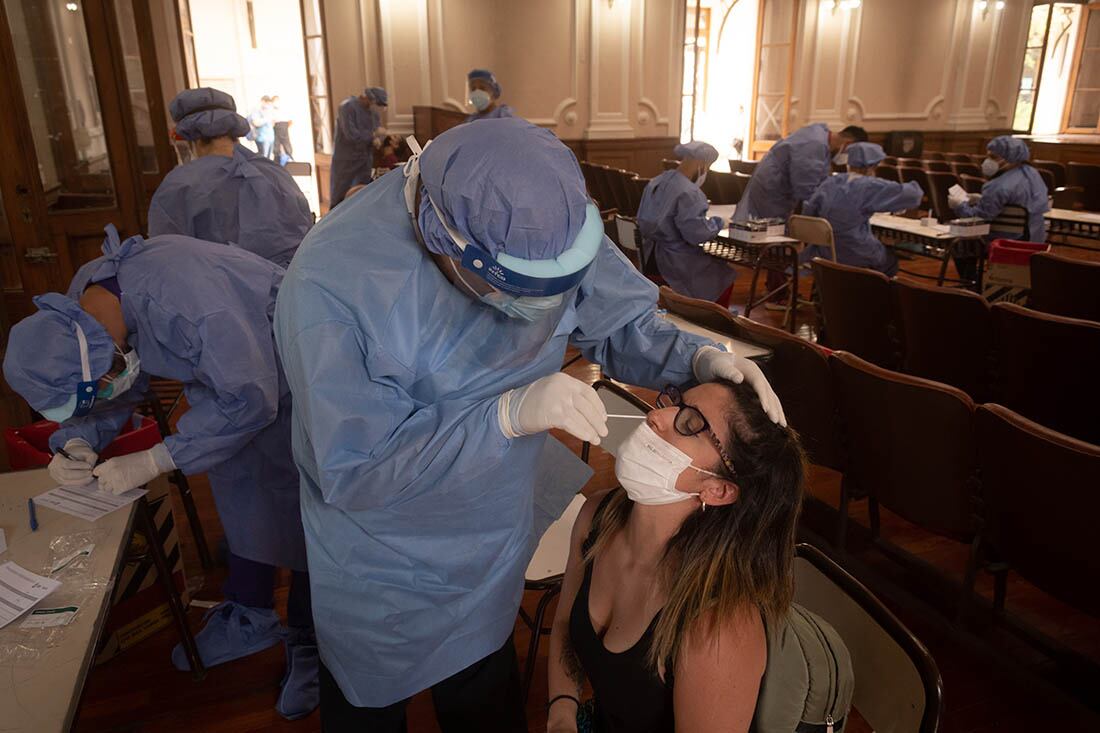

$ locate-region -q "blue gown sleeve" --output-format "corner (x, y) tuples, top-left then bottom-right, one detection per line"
(672, 189), (722, 245)
(48, 373), (152, 454)
(163, 310), (282, 475)
(569, 243), (712, 388)
(862, 179), (924, 215)
(278, 316), (509, 512)
(956, 179), (1010, 221)
(789, 150), (831, 204)
(802, 183), (827, 217)
(338, 103), (377, 144)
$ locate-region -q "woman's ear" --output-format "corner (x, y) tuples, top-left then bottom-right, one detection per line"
(699, 477), (739, 507)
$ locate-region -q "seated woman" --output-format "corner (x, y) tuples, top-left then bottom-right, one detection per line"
(547, 380), (805, 733)
(948, 135), (1050, 281)
(801, 142), (923, 276)
(636, 142), (734, 307)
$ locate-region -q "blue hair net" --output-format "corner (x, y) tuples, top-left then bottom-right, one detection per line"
(416, 117), (589, 262)
(987, 136), (1030, 164)
(846, 142), (887, 169)
(467, 68), (501, 98)
(3, 293), (116, 412)
(364, 87), (388, 106)
(170, 88), (250, 141)
(673, 141), (719, 167)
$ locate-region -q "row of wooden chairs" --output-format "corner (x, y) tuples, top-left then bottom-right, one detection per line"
(579, 161), (649, 217)
(657, 288), (1100, 636)
(811, 257), (1100, 445)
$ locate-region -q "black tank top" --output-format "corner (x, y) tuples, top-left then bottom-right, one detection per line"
(569, 494), (674, 733)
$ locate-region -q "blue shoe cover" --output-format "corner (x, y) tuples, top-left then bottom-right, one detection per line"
(275, 627), (319, 720)
(171, 600), (282, 671)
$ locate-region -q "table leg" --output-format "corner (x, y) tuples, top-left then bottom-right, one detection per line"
(137, 496), (206, 681)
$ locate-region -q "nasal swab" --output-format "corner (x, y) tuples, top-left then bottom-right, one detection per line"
(606, 414), (647, 419)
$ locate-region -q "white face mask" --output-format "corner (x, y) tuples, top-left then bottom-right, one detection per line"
(99, 348), (140, 400)
(614, 422), (723, 505)
(469, 89), (492, 112)
(981, 157), (1000, 178)
(833, 152), (848, 166)
(695, 170), (708, 189)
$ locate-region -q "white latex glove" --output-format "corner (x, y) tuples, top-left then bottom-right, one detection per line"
(948, 191), (968, 209)
(49, 439), (98, 487)
(693, 345), (787, 427)
(498, 372), (609, 445)
(375, 126), (389, 138)
(93, 443), (175, 496)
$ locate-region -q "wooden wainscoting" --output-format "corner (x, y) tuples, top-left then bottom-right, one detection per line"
(563, 137), (679, 178)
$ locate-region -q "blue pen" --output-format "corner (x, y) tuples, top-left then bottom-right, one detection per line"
(28, 498), (38, 532)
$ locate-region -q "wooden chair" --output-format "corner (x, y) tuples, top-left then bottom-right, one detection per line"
(661, 158), (679, 171)
(830, 352), (980, 598)
(958, 174), (985, 195)
(1034, 167), (1055, 195)
(793, 544), (943, 733)
(607, 168), (634, 214)
(923, 160), (952, 173)
(1028, 252), (1100, 323)
(896, 157), (923, 169)
(700, 172), (723, 205)
(875, 165), (902, 183)
(1031, 159), (1066, 188)
(952, 162), (983, 179)
(613, 215), (642, 270)
(899, 168), (931, 206)
(973, 405), (1100, 619)
(924, 151), (947, 162)
(707, 171), (741, 205)
(991, 302), (1100, 445)
(626, 176), (650, 217)
(658, 285), (738, 335)
(812, 258), (897, 369)
(945, 152), (971, 164)
(732, 317), (844, 471)
(729, 159), (757, 176)
(1052, 185), (1084, 210)
(892, 278), (993, 402)
(882, 155), (898, 166)
(1067, 162), (1100, 211)
(925, 171), (961, 221)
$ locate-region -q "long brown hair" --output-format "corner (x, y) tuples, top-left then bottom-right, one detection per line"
(585, 379), (805, 670)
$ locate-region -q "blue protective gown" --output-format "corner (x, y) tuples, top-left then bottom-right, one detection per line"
(330, 97), (381, 206)
(273, 168), (711, 707)
(148, 144), (312, 268)
(636, 170), (731, 301)
(802, 175), (924, 275)
(734, 123), (832, 223)
(464, 104), (516, 123)
(954, 164), (1050, 243)
(49, 235), (305, 571)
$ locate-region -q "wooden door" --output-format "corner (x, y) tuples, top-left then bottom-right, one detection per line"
(747, 0), (800, 160)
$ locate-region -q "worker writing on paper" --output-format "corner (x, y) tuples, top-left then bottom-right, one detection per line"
(149, 88), (312, 268)
(801, 142), (924, 276)
(2, 229), (318, 720)
(636, 141), (735, 305)
(273, 117), (785, 731)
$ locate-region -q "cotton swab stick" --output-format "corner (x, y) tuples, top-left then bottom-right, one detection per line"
(606, 414), (647, 419)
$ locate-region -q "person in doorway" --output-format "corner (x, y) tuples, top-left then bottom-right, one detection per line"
(2, 227), (319, 721)
(801, 142), (923, 276)
(271, 94), (294, 165)
(636, 141), (734, 305)
(465, 68), (514, 123)
(273, 117), (785, 732)
(546, 380), (804, 733)
(250, 96), (276, 160)
(329, 86), (388, 207)
(150, 87), (312, 268)
(948, 135), (1050, 282)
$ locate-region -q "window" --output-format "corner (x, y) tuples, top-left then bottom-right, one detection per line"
(682, 4), (711, 142)
(300, 0), (332, 154)
(1064, 3), (1100, 131)
(1012, 4), (1052, 132)
(749, 0), (800, 159)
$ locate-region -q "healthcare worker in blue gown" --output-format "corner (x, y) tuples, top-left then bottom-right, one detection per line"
(148, 88), (312, 268)
(636, 141), (734, 304)
(464, 68), (515, 123)
(273, 117), (786, 732)
(2, 229), (319, 720)
(948, 135), (1050, 282)
(733, 123), (868, 224)
(801, 142), (924, 276)
(329, 86), (388, 207)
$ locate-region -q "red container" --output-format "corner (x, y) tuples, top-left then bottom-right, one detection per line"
(3, 414), (161, 470)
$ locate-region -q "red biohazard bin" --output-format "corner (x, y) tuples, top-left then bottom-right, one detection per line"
(3, 414), (161, 470)
(982, 238), (1050, 303)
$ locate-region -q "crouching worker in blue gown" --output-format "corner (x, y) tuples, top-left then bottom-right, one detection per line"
(149, 87), (313, 268)
(273, 117), (787, 732)
(801, 142), (923, 276)
(637, 141), (736, 306)
(2, 229), (318, 720)
(948, 135), (1050, 282)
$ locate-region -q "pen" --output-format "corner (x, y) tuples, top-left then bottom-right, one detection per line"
(28, 498), (38, 532)
(56, 447), (77, 461)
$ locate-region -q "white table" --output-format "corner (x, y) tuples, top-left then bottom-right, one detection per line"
(660, 313), (773, 362)
(0, 469), (134, 733)
(870, 213), (985, 288)
(1045, 208), (1100, 250)
(707, 203), (738, 222)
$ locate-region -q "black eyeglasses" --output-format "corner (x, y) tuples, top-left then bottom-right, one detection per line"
(656, 385), (737, 478)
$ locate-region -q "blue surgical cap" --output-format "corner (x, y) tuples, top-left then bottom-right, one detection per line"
(467, 68), (502, 98)
(846, 142), (887, 169)
(987, 136), (1030, 164)
(364, 87), (388, 106)
(417, 117), (589, 262)
(674, 141), (719, 167)
(170, 88), (250, 141)
(3, 293), (116, 412)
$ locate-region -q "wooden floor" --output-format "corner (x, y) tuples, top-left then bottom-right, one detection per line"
(73, 250), (1100, 732)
